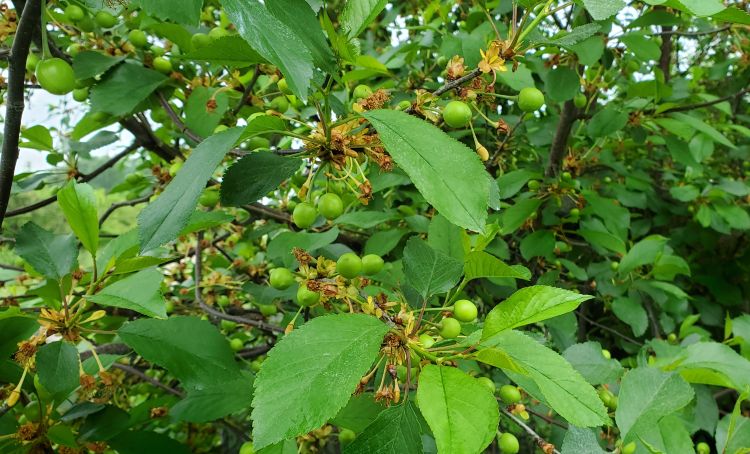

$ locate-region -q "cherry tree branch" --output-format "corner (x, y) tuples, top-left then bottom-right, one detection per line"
(501, 407), (561, 454)
(0, 0), (41, 230)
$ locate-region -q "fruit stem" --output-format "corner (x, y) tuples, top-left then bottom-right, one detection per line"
(515, 0), (555, 48)
(40, 0), (51, 59)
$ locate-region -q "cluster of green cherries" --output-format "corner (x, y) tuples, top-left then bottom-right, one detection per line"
(441, 86), (545, 129)
(291, 192), (343, 229)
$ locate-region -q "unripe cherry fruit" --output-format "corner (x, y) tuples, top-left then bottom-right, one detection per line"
(65, 5), (85, 22)
(439, 317), (461, 339)
(153, 57), (173, 74)
(621, 441), (636, 454)
(191, 33), (212, 50)
(94, 11), (117, 28)
(517, 87), (545, 112)
(499, 384), (522, 404)
(128, 29), (148, 48)
(574, 92), (587, 109)
(353, 84), (372, 100)
(36, 59), (76, 95)
(317, 193), (344, 220)
(419, 333), (435, 348)
(476, 377), (496, 394)
(453, 299), (478, 322)
(278, 78), (293, 96)
(239, 441), (255, 454)
(498, 433), (520, 453)
(292, 202), (317, 229)
(297, 285), (320, 307)
(269, 268), (295, 290)
(337, 253), (362, 279)
(695, 442), (710, 454)
(361, 254), (384, 275)
(442, 100), (472, 128)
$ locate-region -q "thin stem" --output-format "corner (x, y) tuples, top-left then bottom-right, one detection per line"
(515, 0), (555, 47)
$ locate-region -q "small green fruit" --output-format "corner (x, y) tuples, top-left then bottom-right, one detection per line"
(439, 317), (461, 339)
(601, 349), (611, 359)
(419, 334), (435, 349)
(573, 92), (587, 109)
(247, 136), (270, 150)
(25, 53), (39, 72)
(217, 295), (230, 307)
(569, 208), (580, 217)
(198, 190), (220, 208)
(476, 377), (496, 394)
(208, 26), (230, 40)
(269, 268), (295, 290)
(317, 193), (344, 220)
(621, 442), (636, 454)
(128, 29), (148, 48)
(610, 261), (619, 271)
(337, 253), (362, 279)
(297, 285), (320, 307)
(191, 33), (212, 50)
(453, 299), (478, 322)
(499, 385), (522, 404)
(65, 5), (85, 22)
(153, 57), (172, 74)
(527, 180), (540, 190)
(72, 87), (89, 102)
(292, 202), (317, 229)
(442, 100), (472, 128)
(517, 86), (545, 112)
(221, 320), (237, 331)
(239, 441), (255, 454)
(269, 95), (289, 112)
(695, 442), (710, 454)
(339, 429), (356, 447)
(278, 78), (293, 95)
(498, 433), (519, 453)
(353, 84), (372, 100)
(94, 11), (117, 28)
(361, 254), (384, 276)
(36, 58), (76, 95)
(258, 304), (278, 317)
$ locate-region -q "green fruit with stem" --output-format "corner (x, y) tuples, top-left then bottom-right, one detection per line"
(247, 136), (270, 150)
(561, 171), (573, 181)
(317, 193), (344, 220)
(621, 441), (636, 454)
(610, 261), (619, 271)
(258, 304), (278, 317)
(602, 349), (611, 359)
(439, 317), (461, 339)
(527, 180), (540, 190)
(278, 78), (293, 95)
(191, 33), (211, 50)
(229, 338), (244, 351)
(270, 95), (289, 112)
(128, 29), (148, 48)
(217, 295), (230, 307)
(419, 334), (435, 349)
(198, 190), (220, 208)
(208, 26), (230, 40)
(574, 92), (587, 109)
(569, 208), (580, 217)
(95, 11), (117, 28)
(498, 433), (520, 453)
(353, 84), (372, 100)
(337, 253), (362, 279)
(221, 320), (237, 331)
(25, 53), (39, 72)
(442, 100), (472, 128)
(517, 86), (545, 112)
(292, 202), (317, 228)
(339, 429), (356, 447)
(36, 58), (76, 95)
(65, 4), (85, 22)
(269, 268), (295, 290)
(499, 385), (522, 404)
(297, 285), (320, 307)
(78, 15), (95, 32)
(150, 45), (165, 56)
(695, 442), (710, 454)
(453, 299), (477, 322)
(361, 254), (384, 275)
(476, 377), (496, 394)
(72, 87), (89, 102)
(239, 441), (255, 454)
(153, 57), (172, 74)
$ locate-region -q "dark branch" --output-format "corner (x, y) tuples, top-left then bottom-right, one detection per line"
(99, 192), (153, 227)
(232, 64), (261, 116)
(649, 88), (750, 114)
(0, 0), (41, 230)
(405, 67), (483, 114)
(112, 363), (184, 397)
(545, 100), (577, 177)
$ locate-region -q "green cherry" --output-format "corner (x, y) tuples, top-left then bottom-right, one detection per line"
(439, 317), (461, 339)
(292, 202), (317, 229)
(361, 254), (384, 275)
(499, 385), (522, 404)
(453, 299), (478, 322)
(517, 87), (545, 112)
(269, 268), (295, 290)
(35, 58), (76, 95)
(297, 285), (320, 307)
(476, 377), (496, 394)
(337, 253), (362, 279)
(317, 193), (344, 220)
(498, 433), (520, 454)
(442, 100), (472, 128)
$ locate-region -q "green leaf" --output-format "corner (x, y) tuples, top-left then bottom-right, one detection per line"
(179, 35), (265, 67)
(621, 33), (661, 61)
(88, 268), (167, 319)
(463, 251), (531, 282)
(416, 365), (499, 454)
(15, 222), (78, 281)
(545, 67), (580, 103)
(669, 112), (735, 149)
(72, 51), (125, 80)
(335, 211), (396, 229)
(715, 205), (750, 230)
(563, 342), (624, 385)
(483, 286), (593, 337)
(118, 316), (241, 388)
(500, 198), (542, 234)
(36, 341), (80, 399)
(716, 392), (750, 454)
(221, 153), (301, 206)
(171, 373), (254, 423)
(582, 0), (625, 20)
(343, 402), (424, 454)
(134, 0), (203, 25)
(578, 229), (626, 255)
(252, 314), (388, 449)
(481, 330), (609, 427)
(544, 23), (602, 48)
(587, 106), (629, 138)
(19, 125), (54, 151)
(496, 169), (541, 199)
(179, 210), (235, 236)
(138, 127), (243, 252)
(90, 63), (167, 117)
(403, 237), (463, 300)
(332, 394), (386, 432)
(57, 180), (99, 254)
(364, 229), (408, 256)
(266, 0), (336, 73)
(520, 230), (555, 260)
(222, 0), (315, 98)
(561, 427), (606, 454)
(363, 110), (489, 232)
(619, 235), (668, 274)
(184, 87), (229, 138)
(612, 297), (648, 337)
(108, 430), (192, 454)
(341, 0), (388, 37)
(637, 415), (695, 454)
(615, 368), (694, 442)
(0, 309), (40, 359)
(665, 342), (750, 391)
